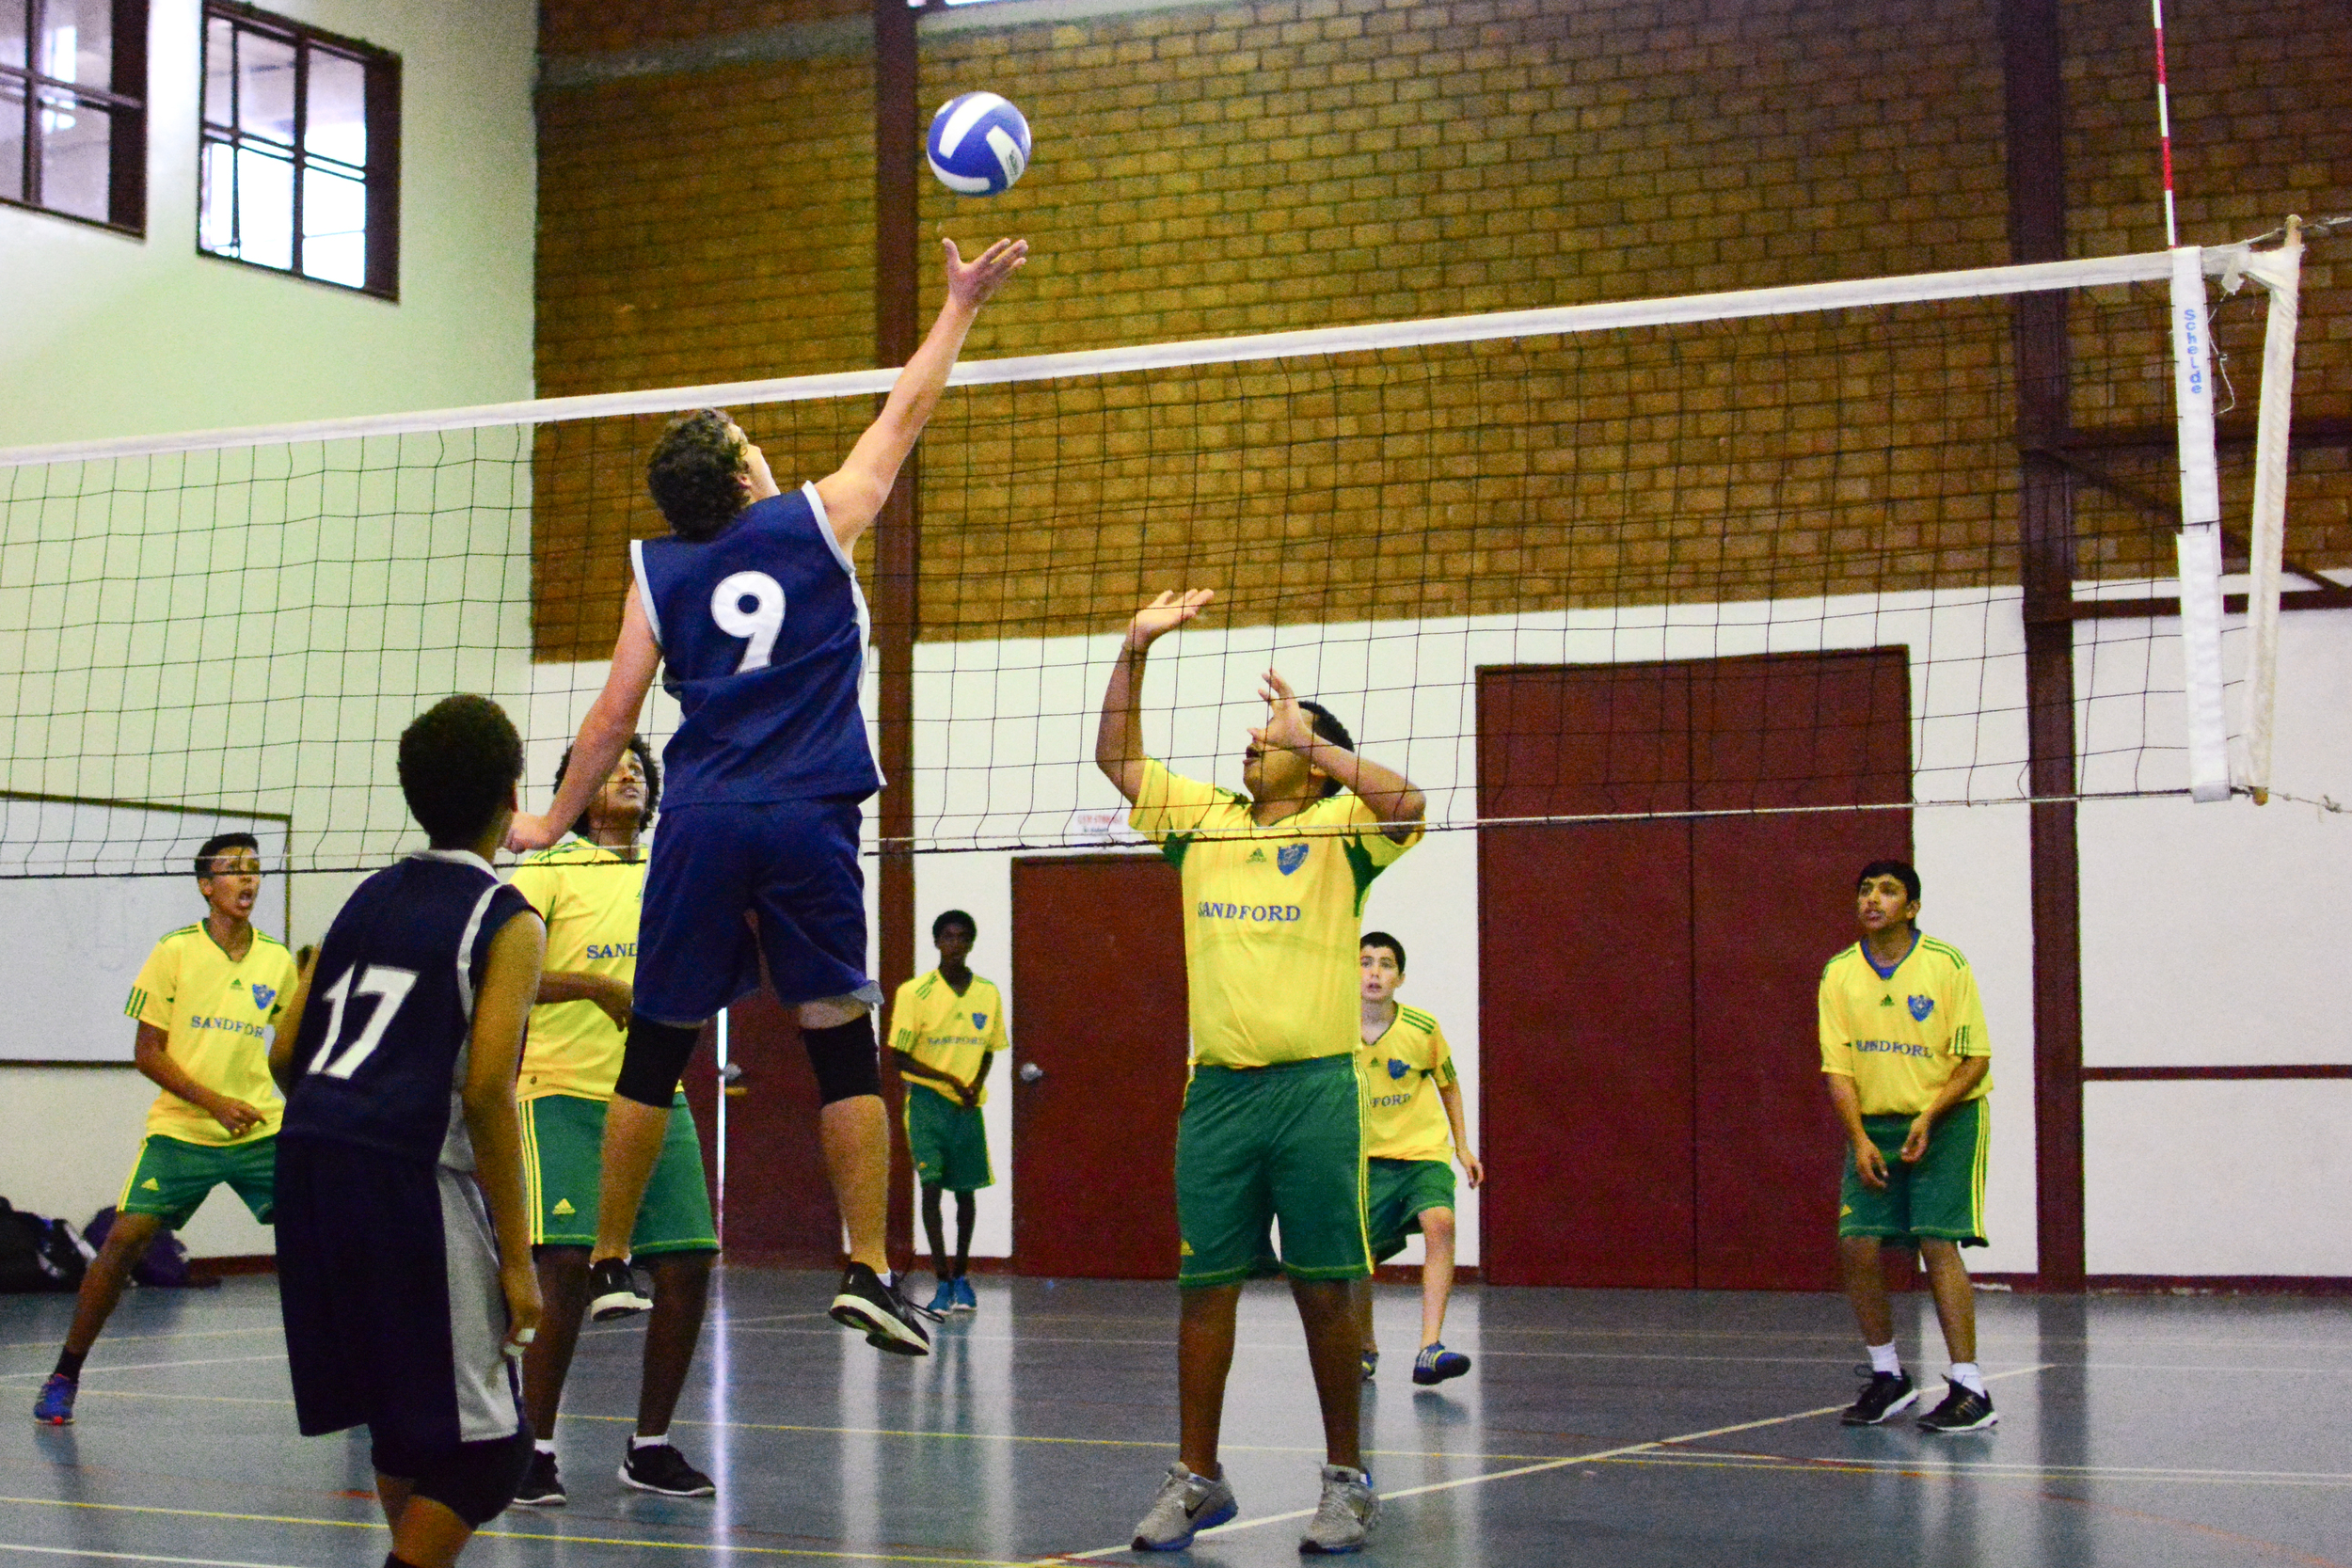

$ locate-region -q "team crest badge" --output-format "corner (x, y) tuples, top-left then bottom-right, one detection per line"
(1388, 1058), (1408, 1080)
(1908, 994), (1935, 1022)
(251, 983), (278, 1011)
(1277, 843), (1310, 876)
(972, 1013), (988, 1030)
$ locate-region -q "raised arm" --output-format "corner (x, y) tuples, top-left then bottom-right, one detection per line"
(508, 585), (661, 854)
(1259, 668), (1425, 833)
(815, 237), (1029, 549)
(1094, 590), (1215, 803)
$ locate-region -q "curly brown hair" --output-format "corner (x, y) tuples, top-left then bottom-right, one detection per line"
(645, 408), (749, 540)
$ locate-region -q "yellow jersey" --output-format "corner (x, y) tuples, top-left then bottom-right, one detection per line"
(1130, 758), (1421, 1068)
(510, 837), (645, 1102)
(126, 924), (298, 1147)
(1359, 1004), (1457, 1163)
(1819, 932), (1992, 1117)
(888, 969), (1009, 1104)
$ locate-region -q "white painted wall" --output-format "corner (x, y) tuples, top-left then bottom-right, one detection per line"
(0, 0), (539, 1257)
(0, 0), (539, 449)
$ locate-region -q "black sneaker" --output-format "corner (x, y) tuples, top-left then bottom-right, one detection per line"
(512, 1449), (565, 1507)
(620, 1441), (716, 1497)
(829, 1262), (932, 1356)
(1916, 1381), (1997, 1433)
(1840, 1369), (1917, 1426)
(588, 1257), (652, 1322)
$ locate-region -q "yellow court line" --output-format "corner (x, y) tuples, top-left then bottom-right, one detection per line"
(1611, 1452), (2352, 1489)
(1040, 1363), (2057, 1561)
(0, 1544), (300, 1568)
(0, 1497), (1025, 1568)
(66, 1386), (1581, 1465)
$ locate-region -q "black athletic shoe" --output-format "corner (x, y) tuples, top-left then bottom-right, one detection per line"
(1916, 1381), (1997, 1433)
(512, 1449), (565, 1508)
(588, 1257), (652, 1322)
(829, 1262), (932, 1355)
(620, 1441), (716, 1497)
(1840, 1369), (1918, 1426)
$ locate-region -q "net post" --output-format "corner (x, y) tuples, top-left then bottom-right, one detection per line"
(2239, 217), (2305, 806)
(2167, 245), (2230, 802)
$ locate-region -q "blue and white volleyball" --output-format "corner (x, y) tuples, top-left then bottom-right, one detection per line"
(927, 92), (1031, 196)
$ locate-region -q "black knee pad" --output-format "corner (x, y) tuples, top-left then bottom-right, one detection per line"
(803, 1014), (881, 1105)
(613, 1015), (702, 1107)
(405, 1431), (532, 1528)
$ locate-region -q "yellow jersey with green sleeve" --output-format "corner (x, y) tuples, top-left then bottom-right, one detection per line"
(125, 924), (298, 1147)
(1128, 758), (1421, 1068)
(888, 969), (1009, 1104)
(1359, 1005), (1457, 1163)
(1818, 932), (1992, 1117)
(510, 836), (645, 1103)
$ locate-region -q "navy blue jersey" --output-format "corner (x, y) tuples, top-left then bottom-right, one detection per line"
(281, 851), (535, 1170)
(632, 482), (882, 807)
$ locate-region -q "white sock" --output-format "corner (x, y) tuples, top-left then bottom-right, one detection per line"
(1867, 1341), (1901, 1376)
(534, 1439), (556, 1455)
(631, 1432), (669, 1449)
(1948, 1362), (1986, 1396)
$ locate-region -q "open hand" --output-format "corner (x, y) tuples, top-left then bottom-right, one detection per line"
(1125, 589), (1215, 652)
(944, 236), (1029, 310)
(1255, 668), (1316, 755)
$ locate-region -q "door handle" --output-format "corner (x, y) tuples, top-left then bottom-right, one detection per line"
(1017, 1061), (1044, 1085)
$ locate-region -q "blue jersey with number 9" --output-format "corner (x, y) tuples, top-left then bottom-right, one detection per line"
(631, 482), (882, 806)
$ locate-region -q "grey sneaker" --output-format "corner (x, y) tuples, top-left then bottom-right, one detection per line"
(1130, 1461), (1238, 1551)
(1298, 1464), (1378, 1555)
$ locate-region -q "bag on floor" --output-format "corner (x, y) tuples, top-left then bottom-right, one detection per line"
(85, 1205), (202, 1289)
(0, 1199), (88, 1292)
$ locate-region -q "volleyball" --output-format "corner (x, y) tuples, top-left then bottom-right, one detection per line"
(927, 92), (1031, 196)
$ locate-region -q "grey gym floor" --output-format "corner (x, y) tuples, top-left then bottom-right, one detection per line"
(2, 1270), (2345, 1567)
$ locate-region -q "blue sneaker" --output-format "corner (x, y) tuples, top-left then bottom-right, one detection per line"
(951, 1276), (977, 1314)
(33, 1374), (76, 1425)
(1411, 1343), (1470, 1386)
(925, 1279), (957, 1314)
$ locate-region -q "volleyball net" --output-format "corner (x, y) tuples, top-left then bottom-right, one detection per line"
(0, 234), (2334, 878)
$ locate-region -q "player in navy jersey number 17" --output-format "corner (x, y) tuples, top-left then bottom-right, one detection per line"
(507, 234), (1028, 1355)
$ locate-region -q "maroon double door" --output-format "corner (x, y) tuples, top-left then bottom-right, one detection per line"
(1478, 651), (1913, 1291)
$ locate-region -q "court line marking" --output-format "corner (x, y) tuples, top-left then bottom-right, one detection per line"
(1616, 1452), (2352, 1487)
(0, 1327), (282, 1355)
(0, 1355), (285, 1386)
(0, 1497), (1030, 1567)
(60, 1386), (1599, 1465)
(0, 1544), (300, 1568)
(1038, 1364), (2054, 1561)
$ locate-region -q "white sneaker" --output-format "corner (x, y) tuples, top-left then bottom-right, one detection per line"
(1298, 1463), (1378, 1555)
(1130, 1461), (1238, 1551)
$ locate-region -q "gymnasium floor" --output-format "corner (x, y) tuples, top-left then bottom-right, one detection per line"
(1, 1269), (2344, 1567)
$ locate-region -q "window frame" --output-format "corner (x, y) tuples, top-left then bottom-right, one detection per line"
(197, 1), (399, 299)
(0, 0), (150, 234)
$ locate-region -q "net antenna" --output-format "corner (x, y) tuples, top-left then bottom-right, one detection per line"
(2149, 0), (2181, 248)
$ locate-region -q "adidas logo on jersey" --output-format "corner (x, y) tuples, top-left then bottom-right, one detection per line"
(552, 1199), (577, 1216)
(1880, 995), (1896, 1006)
(1246, 847), (1267, 863)
(140, 1179), (161, 1191)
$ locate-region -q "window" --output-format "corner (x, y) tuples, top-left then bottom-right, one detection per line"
(0, 0), (148, 231)
(199, 3), (397, 296)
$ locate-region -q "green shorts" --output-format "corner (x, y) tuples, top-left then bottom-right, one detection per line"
(118, 1133), (278, 1229)
(1366, 1157), (1456, 1264)
(1175, 1053), (1369, 1287)
(904, 1087), (993, 1193)
(1839, 1097), (1989, 1247)
(521, 1092), (717, 1257)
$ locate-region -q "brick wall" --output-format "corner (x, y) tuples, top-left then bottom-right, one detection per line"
(532, 0), (2348, 657)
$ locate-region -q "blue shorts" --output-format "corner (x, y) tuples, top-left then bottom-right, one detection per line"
(634, 798), (875, 1023)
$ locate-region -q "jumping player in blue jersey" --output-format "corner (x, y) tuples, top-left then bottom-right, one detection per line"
(268, 695), (547, 1568)
(508, 234), (1027, 1354)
